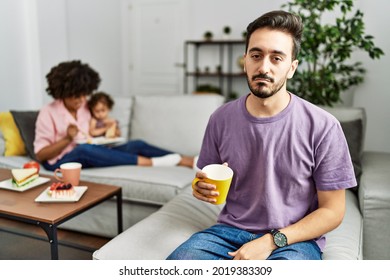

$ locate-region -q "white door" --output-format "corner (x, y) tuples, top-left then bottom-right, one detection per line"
(122, 0), (188, 96)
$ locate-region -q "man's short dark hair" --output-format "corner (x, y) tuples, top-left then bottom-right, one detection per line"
(245, 10), (303, 60)
(46, 60), (101, 99)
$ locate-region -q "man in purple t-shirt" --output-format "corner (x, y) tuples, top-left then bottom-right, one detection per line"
(167, 10), (356, 260)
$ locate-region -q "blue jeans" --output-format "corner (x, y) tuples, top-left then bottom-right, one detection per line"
(166, 224), (322, 260)
(43, 139), (173, 171)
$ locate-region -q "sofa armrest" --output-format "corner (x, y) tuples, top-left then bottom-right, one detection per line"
(359, 151), (390, 260)
(322, 190), (362, 259)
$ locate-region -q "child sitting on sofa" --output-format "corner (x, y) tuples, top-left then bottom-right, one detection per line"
(34, 60), (196, 171)
(87, 92), (120, 138)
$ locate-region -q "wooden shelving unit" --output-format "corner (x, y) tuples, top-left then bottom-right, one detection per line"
(184, 40), (246, 97)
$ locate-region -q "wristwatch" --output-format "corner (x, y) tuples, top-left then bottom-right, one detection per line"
(270, 229), (288, 248)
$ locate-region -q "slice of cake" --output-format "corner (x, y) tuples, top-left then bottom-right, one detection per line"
(48, 182), (76, 198)
(11, 168), (39, 187)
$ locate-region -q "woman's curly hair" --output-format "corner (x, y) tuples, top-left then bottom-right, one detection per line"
(45, 60), (101, 99)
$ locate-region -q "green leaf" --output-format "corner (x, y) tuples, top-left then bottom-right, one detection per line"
(282, 0), (384, 106)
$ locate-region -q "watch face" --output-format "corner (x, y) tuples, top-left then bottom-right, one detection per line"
(274, 232), (288, 247)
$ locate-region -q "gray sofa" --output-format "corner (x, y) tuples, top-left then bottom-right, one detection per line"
(92, 105), (390, 260)
(1, 95), (389, 260)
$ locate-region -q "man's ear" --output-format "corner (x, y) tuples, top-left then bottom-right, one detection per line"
(287, 59), (299, 79)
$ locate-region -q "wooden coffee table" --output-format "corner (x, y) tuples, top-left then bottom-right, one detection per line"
(0, 168), (122, 260)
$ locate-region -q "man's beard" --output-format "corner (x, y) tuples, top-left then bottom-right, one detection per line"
(246, 73), (286, 99)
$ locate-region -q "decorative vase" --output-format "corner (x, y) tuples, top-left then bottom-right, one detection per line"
(203, 31), (213, 41)
(237, 55), (245, 71)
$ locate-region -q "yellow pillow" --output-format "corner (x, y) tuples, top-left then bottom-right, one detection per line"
(0, 112), (27, 156)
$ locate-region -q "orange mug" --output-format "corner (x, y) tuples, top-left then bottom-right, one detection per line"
(54, 162), (82, 186)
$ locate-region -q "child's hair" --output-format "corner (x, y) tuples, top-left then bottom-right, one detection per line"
(87, 91), (115, 112)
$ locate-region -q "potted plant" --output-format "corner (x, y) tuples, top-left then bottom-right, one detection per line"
(194, 84), (221, 95)
(282, 0), (384, 106)
(223, 26), (231, 39)
(203, 31), (213, 41)
(228, 91), (239, 101)
(237, 55), (245, 72)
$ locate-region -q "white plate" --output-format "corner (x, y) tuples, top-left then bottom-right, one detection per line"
(76, 136), (125, 146)
(0, 177), (51, 192)
(35, 186), (88, 203)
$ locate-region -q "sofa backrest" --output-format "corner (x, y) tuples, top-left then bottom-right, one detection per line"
(320, 106), (366, 187)
(129, 94), (225, 156)
(110, 96), (134, 138)
(320, 106), (366, 149)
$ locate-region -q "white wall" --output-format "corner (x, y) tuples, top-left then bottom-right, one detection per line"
(0, 0), (42, 110)
(350, 0), (390, 154)
(1, 0), (389, 153)
(35, 0), (68, 105)
(66, 0), (122, 96)
(35, 0), (122, 105)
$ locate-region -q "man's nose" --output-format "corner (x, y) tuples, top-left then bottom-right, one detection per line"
(257, 58), (271, 74)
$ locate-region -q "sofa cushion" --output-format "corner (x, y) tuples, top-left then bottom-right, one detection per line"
(130, 94), (224, 156)
(0, 148), (196, 206)
(93, 187), (223, 260)
(340, 119), (364, 188)
(322, 190), (363, 259)
(359, 151), (390, 260)
(110, 96), (133, 139)
(321, 107), (366, 188)
(79, 165), (197, 205)
(0, 130), (4, 156)
(0, 112), (27, 156)
(10, 110), (39, 160)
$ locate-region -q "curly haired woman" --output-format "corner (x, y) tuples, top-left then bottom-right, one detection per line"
(34, 60), (196, 171)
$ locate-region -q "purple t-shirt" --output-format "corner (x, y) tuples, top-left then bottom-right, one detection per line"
(197, 93), (357, 251)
